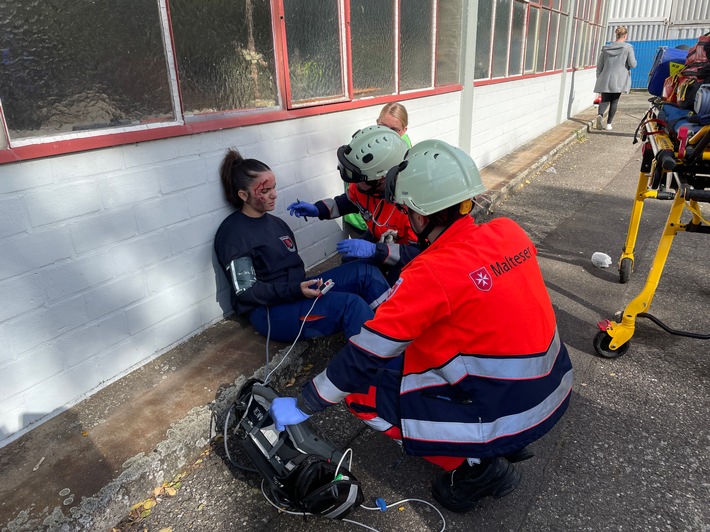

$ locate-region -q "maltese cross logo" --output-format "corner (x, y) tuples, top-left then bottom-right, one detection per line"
(469, 267), (493, 292)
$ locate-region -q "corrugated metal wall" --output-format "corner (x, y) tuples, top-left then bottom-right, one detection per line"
(605, 0), (710, 41)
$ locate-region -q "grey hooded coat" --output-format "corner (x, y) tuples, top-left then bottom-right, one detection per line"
(594, 41), (637, 94)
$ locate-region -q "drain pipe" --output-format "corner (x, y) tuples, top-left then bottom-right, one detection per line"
(458, 0), (478, 155)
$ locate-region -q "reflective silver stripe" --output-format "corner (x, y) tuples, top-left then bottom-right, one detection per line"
(383, 243), (401, 266)
(401, 368), (573, 443)
(360, 416), (394, 433)
(401, 329), (562, 393)
(323, 484), (360, 519)
(313, 370), (349, 404)
(369, 287), (392, 310)
(350, 328), (410, 358)
(320, 198), (340, 219)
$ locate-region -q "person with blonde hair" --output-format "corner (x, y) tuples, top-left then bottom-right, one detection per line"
(343, 102), (413, 235)
(594, 26), (637, 131)
(377, 102), (411, 147)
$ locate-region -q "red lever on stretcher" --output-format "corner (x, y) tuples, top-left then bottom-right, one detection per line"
(677, 126), (689, 159)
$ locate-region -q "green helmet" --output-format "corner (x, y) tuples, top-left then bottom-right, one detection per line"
(337, 125), (408, 183)
(384, 140), (486, 216)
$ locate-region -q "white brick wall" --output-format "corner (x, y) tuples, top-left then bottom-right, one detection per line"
(0, 85), (589, 445)
(470, 70), (597, 168)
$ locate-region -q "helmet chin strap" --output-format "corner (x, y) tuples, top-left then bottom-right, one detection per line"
(416, 220), (437, 248)
(415, 208), (463, 248)
(359, 180), (382, 196)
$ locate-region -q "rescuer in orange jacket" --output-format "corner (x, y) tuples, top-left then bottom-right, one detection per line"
(271, 140), (573, 513)
(287, 126), (420, 284)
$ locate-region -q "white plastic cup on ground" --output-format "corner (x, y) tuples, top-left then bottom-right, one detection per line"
(591, 252), (612, 268)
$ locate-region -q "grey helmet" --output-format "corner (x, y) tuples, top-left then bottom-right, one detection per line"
(384, 140), (486, 216)
(337, 125), (409, 183)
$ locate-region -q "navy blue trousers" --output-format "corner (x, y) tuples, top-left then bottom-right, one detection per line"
(248, 261), (390, 342)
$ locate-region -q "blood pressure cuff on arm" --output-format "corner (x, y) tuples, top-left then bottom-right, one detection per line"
(227, 256), (256, 295)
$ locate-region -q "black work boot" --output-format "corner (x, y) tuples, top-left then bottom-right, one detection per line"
(431, 457), (521, 513)
(505, 446), (534, 463)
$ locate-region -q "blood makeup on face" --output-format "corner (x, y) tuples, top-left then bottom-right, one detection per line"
(248, 171), (277, 212)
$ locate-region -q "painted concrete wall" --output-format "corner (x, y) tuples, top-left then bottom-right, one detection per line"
(471, 69), (598, 169)
(0, 92), (461, 445)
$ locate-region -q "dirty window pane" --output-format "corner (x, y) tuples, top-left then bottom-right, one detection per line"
(567, 19), (577, 68)
(587, 24), (599, 66)
(509, 1), (526, 76)
(351, 0), (395, 98)
(546, 11), (559, 70)
(492, 0), (512, 78)
(0, 0), (173, 141)
(171, 0), (278, 114)
(400, 0), (434, 91)
(436, 0), (464, 86)
(284, 0), (345, 105)
(555, 13), (568, 70)
(536, 9), (549, 72)
(475, 0), (494, 79)
(579, 22), (588, 66)
(525, 6), (539, 72)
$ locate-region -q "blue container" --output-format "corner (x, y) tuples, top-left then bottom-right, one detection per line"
(626, 39), (697, 90)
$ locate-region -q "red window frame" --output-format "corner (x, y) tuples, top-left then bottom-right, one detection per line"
(474, 0), (605, 87)
(0, 0), (461, 165)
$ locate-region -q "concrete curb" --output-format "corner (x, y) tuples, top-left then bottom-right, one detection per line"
(5, 343), (309, 532)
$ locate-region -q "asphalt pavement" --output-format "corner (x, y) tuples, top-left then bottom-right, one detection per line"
(2, 91), (709, 532)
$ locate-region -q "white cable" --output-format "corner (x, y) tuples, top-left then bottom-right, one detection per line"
(334, 448), (354, 478)
(357, 498), (447, 532)
(264, 306), (271, 372)
(259, 445), (446, 532)
(260, 478), (310, 516)
(263, 296), (319, 385)
(341, 518), (381, 531)
(262, 479), (447, 532)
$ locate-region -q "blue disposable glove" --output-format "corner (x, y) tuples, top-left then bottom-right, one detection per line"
(336, 239), (376, 259)
(269, 397), (311, 431)
(287, 201), (318, 219)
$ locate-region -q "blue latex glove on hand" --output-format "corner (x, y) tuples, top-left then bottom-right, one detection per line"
(287, 201), (318, 219)
(269, 397), (311, 431)
(336, 239), (376, 259)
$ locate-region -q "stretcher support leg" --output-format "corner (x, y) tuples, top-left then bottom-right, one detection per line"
(599, 192), (687, 353)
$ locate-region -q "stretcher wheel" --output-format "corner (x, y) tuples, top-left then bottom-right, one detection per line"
(593, 330), (630, 359)
(618, 258), (633, 284)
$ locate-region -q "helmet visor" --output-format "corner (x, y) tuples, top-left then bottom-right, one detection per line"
(337, 145), (368, 183)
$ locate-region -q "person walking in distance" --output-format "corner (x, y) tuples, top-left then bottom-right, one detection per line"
(594, 26), (637, 131)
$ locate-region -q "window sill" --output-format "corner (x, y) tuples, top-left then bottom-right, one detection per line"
(0, 85), (461, 164)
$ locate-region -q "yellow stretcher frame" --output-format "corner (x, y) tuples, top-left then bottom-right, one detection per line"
(594, 113), (710, 358)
